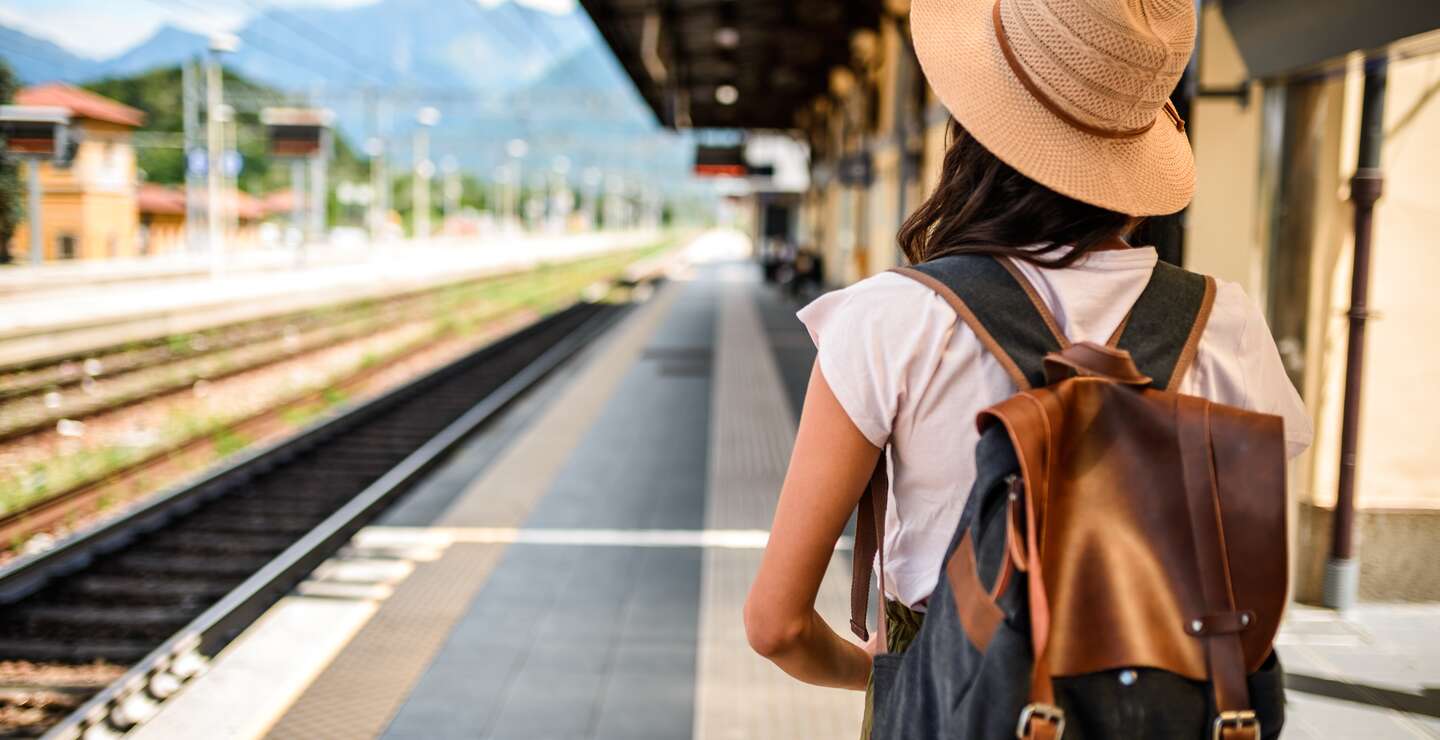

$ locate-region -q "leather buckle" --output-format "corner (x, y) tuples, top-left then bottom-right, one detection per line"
(1212, 710), (1259, 739)
(1016, 703), (1065, 739)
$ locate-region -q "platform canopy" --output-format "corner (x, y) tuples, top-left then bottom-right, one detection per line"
(579, 0), (884, 130)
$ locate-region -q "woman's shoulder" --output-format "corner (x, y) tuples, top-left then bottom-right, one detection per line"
(1200, 275), (1263, 348)
(797, 270), (954, 329)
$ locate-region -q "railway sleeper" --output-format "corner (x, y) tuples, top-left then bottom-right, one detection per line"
(105, 552), (273, 577)
(0, 637), (154, 664)
(3, 605), (194, 637)
(60, 574), (240, 603)
(168, 513), (323, 535)
(142, 530), (296, 555)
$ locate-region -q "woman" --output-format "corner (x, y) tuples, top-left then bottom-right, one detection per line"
(743, 0), (1313, 734)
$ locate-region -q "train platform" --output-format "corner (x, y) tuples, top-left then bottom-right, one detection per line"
(127, 231), (1438, 740)
(0, 230), (660, 368)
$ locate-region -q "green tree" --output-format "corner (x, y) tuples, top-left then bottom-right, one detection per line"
(0, 59), (22, 264)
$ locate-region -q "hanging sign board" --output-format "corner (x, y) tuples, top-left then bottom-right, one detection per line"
(694, 145), (748, 177)
(261, 108), (334, 158)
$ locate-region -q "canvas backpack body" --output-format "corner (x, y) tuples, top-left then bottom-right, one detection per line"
(851, 254), (1289, 740)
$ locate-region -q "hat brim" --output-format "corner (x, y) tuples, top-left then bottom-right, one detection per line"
(911, 0), (1195, 217)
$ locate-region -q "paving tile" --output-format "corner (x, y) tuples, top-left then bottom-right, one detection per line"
(382, 278), (715, 740)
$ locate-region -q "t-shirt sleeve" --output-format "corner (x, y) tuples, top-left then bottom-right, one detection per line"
(1234, 288), (1315, 460)
(795, 272), (955, 448)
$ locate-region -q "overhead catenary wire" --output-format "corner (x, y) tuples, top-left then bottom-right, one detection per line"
(129, 0), (358, 86)
(232, 0), (388, 85)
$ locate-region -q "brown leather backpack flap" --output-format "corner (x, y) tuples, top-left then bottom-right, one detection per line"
(981, 380), (1288, 681)
(1208, 403), (1289, 670)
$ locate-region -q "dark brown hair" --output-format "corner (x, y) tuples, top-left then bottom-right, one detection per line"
(898, 120), (1134, 268)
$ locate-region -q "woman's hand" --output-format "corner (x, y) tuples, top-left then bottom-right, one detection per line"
(862, 622), (886, 658)
(744, 362), (883, 691)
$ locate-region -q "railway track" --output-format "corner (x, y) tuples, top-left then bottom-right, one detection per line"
(0, 298), (629, 739)
(0, 247), (666, 552)
(0, 260), (603, 442)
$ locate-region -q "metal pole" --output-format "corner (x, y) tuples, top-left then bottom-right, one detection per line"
(26, 158), (42, 264)
(1323, 58), (1387, 612)
(309, 127), (329, 247)
(227, 118), (239, 247)
(289, 155), (303, 262)
(367, 138), (385, 244)
(442, 156), (459, 234)
(206, 51), (225, 277)
(182, 58), (201, 253)
(413, 127), (430, 240)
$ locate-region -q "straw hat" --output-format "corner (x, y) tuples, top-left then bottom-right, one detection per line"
(911, 0), (1197, 216)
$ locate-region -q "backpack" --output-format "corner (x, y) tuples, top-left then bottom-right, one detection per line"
(850, 254), (1289, 740)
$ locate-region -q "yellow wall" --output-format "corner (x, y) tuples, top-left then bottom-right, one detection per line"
(1186, 4), (1266, 295)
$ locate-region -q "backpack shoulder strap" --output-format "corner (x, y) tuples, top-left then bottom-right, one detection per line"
(851, 254), (1064, 641)
(1112, 261), (1217, 391)
(893, 254), (1067, 390)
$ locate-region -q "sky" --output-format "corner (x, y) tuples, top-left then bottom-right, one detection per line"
(0, 0), (577, 59)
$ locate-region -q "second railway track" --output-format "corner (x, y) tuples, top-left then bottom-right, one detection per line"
(0, 296), (630, 740)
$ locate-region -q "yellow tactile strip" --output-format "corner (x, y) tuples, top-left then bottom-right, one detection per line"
(692, 277), (864, 740)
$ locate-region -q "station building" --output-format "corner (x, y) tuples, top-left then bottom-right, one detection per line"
(580, 0), (1440, 602)
(10, 83), (144, 260)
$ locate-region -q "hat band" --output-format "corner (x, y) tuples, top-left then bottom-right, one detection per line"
(991, 0), (1185, 140)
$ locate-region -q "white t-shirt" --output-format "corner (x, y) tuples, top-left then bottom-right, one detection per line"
(796, 247), (1313, 609)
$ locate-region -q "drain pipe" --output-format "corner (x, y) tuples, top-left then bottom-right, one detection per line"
(1322, 57), (1387, 612)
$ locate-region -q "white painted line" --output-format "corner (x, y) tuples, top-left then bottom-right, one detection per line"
(355, 525), (855, 551)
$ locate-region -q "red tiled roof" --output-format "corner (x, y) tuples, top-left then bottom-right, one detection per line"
(261, 189), (298, 213)
(232, 190), (265, 221)
(16, 83), (146, 128)
(138, 183), (272, 221)
(137, 184), (186, 215)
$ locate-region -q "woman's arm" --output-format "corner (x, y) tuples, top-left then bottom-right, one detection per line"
(744, 361), (883, 690)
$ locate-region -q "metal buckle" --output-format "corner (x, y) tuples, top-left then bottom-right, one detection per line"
(1015, 703), (1065, 739)
(1212, 710), (1260, 740)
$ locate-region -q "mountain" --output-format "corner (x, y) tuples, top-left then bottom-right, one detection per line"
(0, 0), (692, 186)
(100, 25), (208, 79)
(4, 0), (598, 91)
(0, 26), (99, 84)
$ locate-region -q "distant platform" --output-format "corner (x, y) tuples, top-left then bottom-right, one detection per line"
(0, 231), (661, 368)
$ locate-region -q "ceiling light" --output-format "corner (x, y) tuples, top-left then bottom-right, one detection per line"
(715, 27), (740, 49)
(716, 85), (739, 105)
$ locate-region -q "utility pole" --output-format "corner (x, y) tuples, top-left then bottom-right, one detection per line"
(26, 159), (41, 263)
(182, 58), (201, 253)
(442, 155), (460, 233)
(206, 33), (238, 277)
(226, 115), (240, 246)
(366, 137), (385, 244)
(413, 106), (440, 241)
(505, 137), (528, 232)
(291, 158), (306, 244)
(309, 125), (330, 247)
